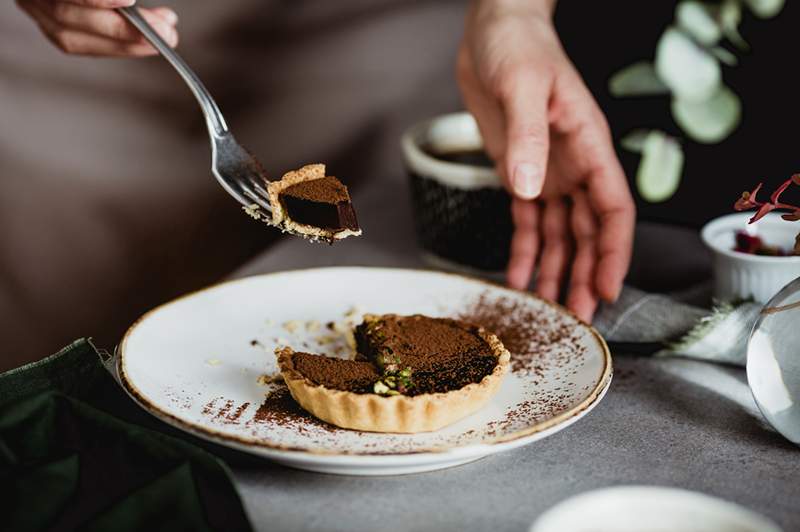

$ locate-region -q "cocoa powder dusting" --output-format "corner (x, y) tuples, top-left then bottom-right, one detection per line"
(281, 176), (350, 203)
(457, 291), (584, 377)
(201, 398), (252, 424)
(249, 386), (338, 432)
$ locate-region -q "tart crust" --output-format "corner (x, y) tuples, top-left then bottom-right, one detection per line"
(276, 328), (511, 433)
(267, 164), (362, 242)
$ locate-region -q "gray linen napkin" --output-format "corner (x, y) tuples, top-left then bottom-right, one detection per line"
(593, 285), (763, 366)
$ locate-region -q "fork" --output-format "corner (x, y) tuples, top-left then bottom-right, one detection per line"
(117, 6), (273, 219)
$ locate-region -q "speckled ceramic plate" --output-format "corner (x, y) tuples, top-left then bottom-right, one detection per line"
(118, 267), (611, 475)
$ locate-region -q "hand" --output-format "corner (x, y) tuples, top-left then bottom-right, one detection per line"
(457, 0), (635, 321)
(17, 0), (178, 57)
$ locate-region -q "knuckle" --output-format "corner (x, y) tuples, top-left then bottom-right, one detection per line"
(52, 29), (74, 52)
(591, 110), (612, 140)
(107, 16), (131, 40)
(489, 66), (517, 97)
(491, 62), (547, 97)
(510, 123), (548, 144)
(51, 2), (72, 22)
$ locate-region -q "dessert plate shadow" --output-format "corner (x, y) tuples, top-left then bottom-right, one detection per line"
(118, 267), (611, 475)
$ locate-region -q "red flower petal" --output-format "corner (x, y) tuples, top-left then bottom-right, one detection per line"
(770, 178), (793, 204)
(750, 182), (764, 202)
(750, 202), (776, 223)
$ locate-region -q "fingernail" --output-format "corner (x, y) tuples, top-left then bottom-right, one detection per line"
(513, 163), (543, 199)
(162, 9), (178, 24)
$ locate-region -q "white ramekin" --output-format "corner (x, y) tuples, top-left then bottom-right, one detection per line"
(701, 212), (800, 303)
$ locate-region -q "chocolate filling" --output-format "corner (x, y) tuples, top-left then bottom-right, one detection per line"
(292, 352), (379, 393)
(279, 176), (359, 231)
(289, 315), (498, 396)
(355, 315), (497, 396)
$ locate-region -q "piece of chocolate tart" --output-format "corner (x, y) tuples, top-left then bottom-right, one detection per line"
(267, 164), (361, 243)
(276, 314), (510, 433)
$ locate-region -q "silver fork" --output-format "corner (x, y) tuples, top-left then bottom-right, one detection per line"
(118, 6), (273, 218)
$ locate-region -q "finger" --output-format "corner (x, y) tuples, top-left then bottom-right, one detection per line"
(498, 66), (553, 200)
(585, 140), (634, 303)
(592, 170), (635, 303)
(535, 198), (571, 302)
(24, 3), (159, 57)
(33, 1), (177, 45)
(456, 45), (506, 166)
(552, 72), (635, 303)
(566, 190), (599, 322)
(506, 198), (540, 290)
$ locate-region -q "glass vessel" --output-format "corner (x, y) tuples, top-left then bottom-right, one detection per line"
(747, 275), (800, 444)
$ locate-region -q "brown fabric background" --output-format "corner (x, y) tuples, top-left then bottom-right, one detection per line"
(0, 0), (468, 370)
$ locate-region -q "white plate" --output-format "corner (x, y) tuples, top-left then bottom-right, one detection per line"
(119, 267), (611, 475)
(530, 486), (783, 532)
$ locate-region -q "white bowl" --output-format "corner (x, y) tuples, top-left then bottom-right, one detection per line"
(701, 212), (800, 303)
(530, 486), (782, 532)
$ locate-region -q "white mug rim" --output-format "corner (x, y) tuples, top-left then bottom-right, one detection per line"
(401, 111), (503, 190)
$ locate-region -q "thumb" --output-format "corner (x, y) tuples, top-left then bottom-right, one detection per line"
(502, 69), (551, 200)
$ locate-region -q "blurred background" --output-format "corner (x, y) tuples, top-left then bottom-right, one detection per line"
(0, 0), (795, 371)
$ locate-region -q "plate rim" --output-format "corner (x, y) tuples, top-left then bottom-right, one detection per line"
(118, 266), (612, 457)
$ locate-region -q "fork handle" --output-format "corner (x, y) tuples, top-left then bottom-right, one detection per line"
(118, 6), (228, 136)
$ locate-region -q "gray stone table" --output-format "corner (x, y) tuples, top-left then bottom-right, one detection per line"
(229, 171), (798, 532)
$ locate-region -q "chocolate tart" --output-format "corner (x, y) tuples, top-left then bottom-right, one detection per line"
(267, 164), (361, 242)
(276, 314), (510, 433)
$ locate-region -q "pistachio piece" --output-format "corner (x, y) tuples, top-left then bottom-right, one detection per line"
(373, 381), (390, 395)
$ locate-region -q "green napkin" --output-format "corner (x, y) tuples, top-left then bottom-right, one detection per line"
(0, 340), (253, 532)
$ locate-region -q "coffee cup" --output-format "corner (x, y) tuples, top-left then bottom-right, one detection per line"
(401, 112), (512, 274)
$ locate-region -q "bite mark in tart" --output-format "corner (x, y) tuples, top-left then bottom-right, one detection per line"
(276, 314), (510, 433)
(267, 164), (361, 243)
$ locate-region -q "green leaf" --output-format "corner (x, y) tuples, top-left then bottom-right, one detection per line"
(636, 131), (684, 203)
(609, 61), (669, 97)
(676, 1), (722, 45)
(671, 86), (742, 143)
(710, 45), (738, 66)
(656, 27), (722, 102)
(720, 0), (749, 50)
(743, 0), (785, 18)
(620, 129), (652, 153)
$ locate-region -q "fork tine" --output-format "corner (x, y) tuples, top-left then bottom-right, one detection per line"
(242, 187), (273, 212)
(248, 178), (270, 198)
(245, 179), (272, 204)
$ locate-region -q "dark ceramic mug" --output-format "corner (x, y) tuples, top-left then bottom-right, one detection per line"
(401, 112), (512, 274)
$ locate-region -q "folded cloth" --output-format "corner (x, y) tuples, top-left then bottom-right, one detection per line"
(593, 285), (763, 366)
(0, 340), (253, 532)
